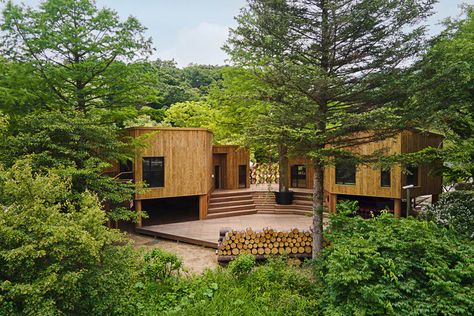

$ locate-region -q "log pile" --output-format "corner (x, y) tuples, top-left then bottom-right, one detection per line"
(217, 227), (313, 262)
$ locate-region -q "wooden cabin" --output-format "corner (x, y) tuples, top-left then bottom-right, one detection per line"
(287, 130), (443, 217)
(108, 127), (250, 226)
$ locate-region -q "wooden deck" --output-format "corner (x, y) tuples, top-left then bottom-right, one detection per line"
(136, 213), (324, 249)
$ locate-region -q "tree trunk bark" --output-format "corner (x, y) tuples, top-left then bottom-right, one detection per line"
(312, 159), (324, 258)
(278, 144), (289, 192)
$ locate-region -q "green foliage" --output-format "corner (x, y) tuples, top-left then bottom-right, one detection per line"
(228, 253), (256, 277)
(0, 161), (139, 315)
(335, 200), (359, 216)
(143, 248), (183, 282)
(1, 0), (155, 113)
(414, 6), (474, 184)
(315, 212), (474, 315)
(135, 258), (317, 315)
(0, 109), (138, 220)
(423, 190), (474, 239)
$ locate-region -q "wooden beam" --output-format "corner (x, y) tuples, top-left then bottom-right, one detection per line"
(431, 194), (439, 204)
(394, 198), (401, 218)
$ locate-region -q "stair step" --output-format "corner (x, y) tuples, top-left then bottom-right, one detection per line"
(209, 199), (254, 208)
(208, 204), (256, 213)
(206, 209), (257, 219)
(210, 195), (253, 203)
(211, 191), (251, 198)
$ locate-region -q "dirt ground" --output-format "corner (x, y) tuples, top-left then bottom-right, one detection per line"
(128, 233), (219, 274)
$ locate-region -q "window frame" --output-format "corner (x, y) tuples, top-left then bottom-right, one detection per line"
(335, 161), (356, 185)
(142, 157), (165, 188)
(380, 168), (391, 187)
(290, 164), (307, 188)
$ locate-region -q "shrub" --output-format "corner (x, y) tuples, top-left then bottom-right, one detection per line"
(228, 253), (256, 276)
(315, 212), (474, 315)
(143, 248), (183, 282)
(423, 190), (474, 239)
(0, 161), (139, 315)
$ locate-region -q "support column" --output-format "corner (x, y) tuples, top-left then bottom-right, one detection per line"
(329, 193), (337, 213)
(394, 198), (401, 218)
(199, 194), (208, 220)
(431, 194), (439, 204)
(135, 199), (142, 228)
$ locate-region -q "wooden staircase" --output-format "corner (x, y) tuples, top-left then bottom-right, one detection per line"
(207, 191), (257, 219)
(253, 190), (314, 215)
(206, 190), (322, 219)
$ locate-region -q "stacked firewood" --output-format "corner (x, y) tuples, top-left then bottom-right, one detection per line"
(217, 227), (313, 260)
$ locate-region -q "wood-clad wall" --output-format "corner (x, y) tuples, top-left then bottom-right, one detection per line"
(128, 127), (214, 200)
(401, 130), (443, 197)
(288, 131), (443, 199)
(324, 134), (403, 199)
(212, 145), (250, 189)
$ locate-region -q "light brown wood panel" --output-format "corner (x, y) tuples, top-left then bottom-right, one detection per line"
(400, 130), (443, 197)
(128, 127), (214, 200)
(289, 131), (443, 199)
(324, 133), (403, 199)
(213, 145), (250, 189)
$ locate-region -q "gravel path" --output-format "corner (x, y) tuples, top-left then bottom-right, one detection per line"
(128, 233), (219, 274)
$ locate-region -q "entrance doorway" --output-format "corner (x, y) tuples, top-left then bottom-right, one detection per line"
(214, 165), (221, 189)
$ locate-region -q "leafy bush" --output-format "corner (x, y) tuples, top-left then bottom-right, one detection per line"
(143, 248), (183, 282)
(0, 161), (139, 315)
(228, 253), (256, 276)
(335, 199), (359, 216)
(423, 190), (474, 239)
(135, 257), (318, 315)
(315, 212), (474, 315)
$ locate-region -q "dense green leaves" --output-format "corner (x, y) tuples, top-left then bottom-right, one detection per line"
(423, 190), (474, 239)
(0, 162), (139, 315)
(316, 213), (474, 315)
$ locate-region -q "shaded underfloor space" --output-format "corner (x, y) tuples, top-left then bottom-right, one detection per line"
(141, 196), (200, 226)
(337, 194), (396, 218)
(136, 213), (325, 248)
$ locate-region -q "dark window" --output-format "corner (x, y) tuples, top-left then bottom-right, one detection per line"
(336, 161), (356, 185)
(291, 165), (307, 188)
(406, 166), (418, 186)
(238, 165), (247, 188)
(142, 157), (164, 187)
(381, 168), (391, 187)
(119, 160), (133, 180)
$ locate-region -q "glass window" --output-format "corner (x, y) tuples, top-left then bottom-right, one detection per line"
(238, 165), (247, 188)
(406, 166), (418, 186)
(335, 161), (356, 185)
(142, 157), (164, 187)
(291, 165), (307, 188)
(381, 168), (391, 187)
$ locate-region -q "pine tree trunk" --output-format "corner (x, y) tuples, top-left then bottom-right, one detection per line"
(278, 144), (289, 192)
(312, 159), (324, 258)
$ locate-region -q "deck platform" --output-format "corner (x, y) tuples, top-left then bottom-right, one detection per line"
(136, 213), (320, 249)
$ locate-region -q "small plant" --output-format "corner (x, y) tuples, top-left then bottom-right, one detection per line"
(336, 199), (359, 216)
(228, 253), (256, 276)
(423, 190), (474, 239)
(143, 248), (183, 282)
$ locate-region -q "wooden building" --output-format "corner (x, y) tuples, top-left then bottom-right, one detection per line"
(110, 127), (250, 226)
(287, 130), (443, 217)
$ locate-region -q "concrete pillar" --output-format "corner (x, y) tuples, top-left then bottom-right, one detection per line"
(394, 198), (402, 218)
(135, 199), (142, 228)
